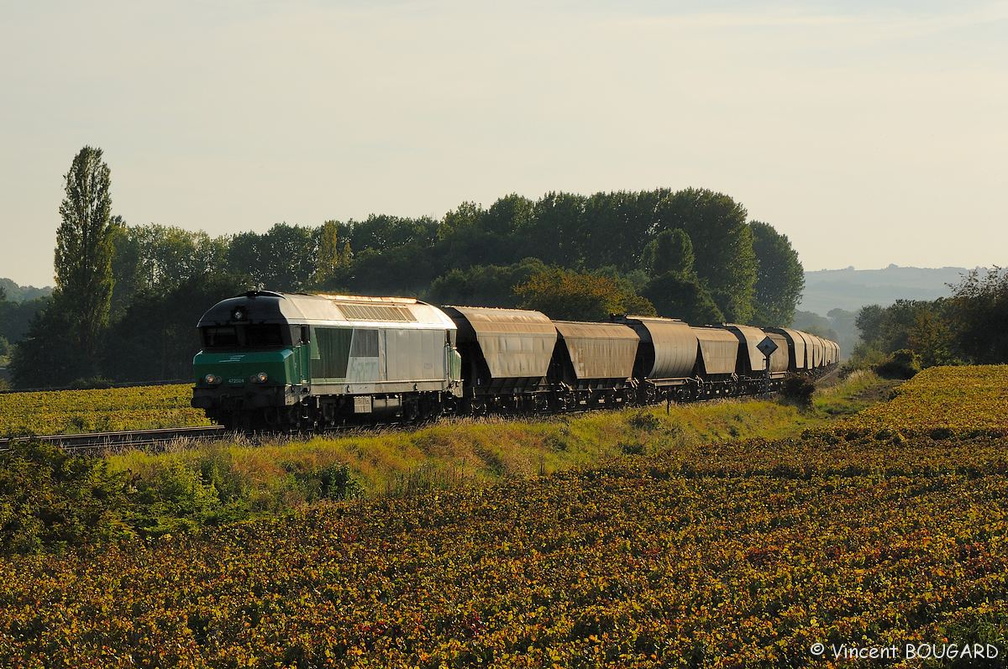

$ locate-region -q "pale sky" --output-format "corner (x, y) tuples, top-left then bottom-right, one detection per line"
(2, 0), (1006, 288)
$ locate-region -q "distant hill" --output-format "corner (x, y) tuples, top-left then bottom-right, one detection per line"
(797, 265), (974, 317)
(0, 278), (52, 303)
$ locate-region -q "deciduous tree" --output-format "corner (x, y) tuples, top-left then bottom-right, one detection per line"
(641, 273), (723, 325)
(947, 267), (1008, 363)
(750, 221), (804, 326)
(311, 220), (348, 288)
(524, 192), (588, 266)
(430, 258), (548, 308)
(652, 188), (757, 323)
(111, 222), (229, 314)
(514, 267), (655, 322)
(580, 191), (657, 269)
(227, 223), (317, 291)
(642, 229), (695, 278)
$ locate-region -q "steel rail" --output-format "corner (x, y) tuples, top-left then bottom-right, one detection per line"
(0, 426), (227, 453)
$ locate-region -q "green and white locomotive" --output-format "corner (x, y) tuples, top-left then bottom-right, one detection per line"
(192, 291), (463, 429)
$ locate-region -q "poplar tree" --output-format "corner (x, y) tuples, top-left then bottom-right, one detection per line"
(54, 146), (115, 371)
(312, 220), (344, 287)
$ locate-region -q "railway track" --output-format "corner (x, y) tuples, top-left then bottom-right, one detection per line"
(3, 374), (839, 455)
(0, 426), (227, 453)
(815, 364), (844, 387)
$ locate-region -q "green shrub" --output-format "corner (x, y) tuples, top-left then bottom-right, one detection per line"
(127, 461), (225, 536)
(127, 454), (259, 536)
(283, 460), (363, 503)
(876, 349), (921, 380)
(0, 440), (134, 554)
(197, 448), (248, 505)
(620, 441), (646, 456)
(68, 376), (114, 390)
(627, 410), (661, 431)
(316, 462), (363, 501)
(780, 374), (816, 408)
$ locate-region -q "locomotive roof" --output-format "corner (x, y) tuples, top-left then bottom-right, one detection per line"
(196, 291), (456, 330)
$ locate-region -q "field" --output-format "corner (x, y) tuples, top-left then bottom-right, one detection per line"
(851, 365), (1008, 433)
(1, 367), (1006, 667)
(0, 384), (209, 435)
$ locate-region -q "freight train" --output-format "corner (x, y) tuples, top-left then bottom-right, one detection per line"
(191, 291), (839, 430)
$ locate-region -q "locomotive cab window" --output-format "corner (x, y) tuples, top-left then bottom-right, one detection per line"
(245, 324), (286, 347)
(202, 326), (239, 349)
(201, 324), (288, 350)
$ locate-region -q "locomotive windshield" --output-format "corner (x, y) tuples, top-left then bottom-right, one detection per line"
(201, 324), (289, 350)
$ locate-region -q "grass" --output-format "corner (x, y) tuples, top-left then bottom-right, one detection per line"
(811, 369), (900, 417)
(105, 373), (886, 518)
(0, 371), (896, 541)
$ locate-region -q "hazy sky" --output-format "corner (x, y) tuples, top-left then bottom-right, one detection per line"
(2, 0), (1005, 288)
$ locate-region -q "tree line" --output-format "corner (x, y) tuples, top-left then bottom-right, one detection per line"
(5, 147), (807, 389)
(850, 268), (1008, 376)
(0, 286), (49, 374)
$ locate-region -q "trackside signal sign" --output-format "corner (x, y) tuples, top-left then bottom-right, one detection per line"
(757, 336), (779, 358)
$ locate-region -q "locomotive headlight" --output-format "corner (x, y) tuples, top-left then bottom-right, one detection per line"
(252, 371), (269, 384)
(204, 373), (222, 385)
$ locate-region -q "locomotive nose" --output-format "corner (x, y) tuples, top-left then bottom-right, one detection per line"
(191, 349), (294, 411)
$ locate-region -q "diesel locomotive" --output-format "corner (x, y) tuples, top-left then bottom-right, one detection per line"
(191, 291), (839, 430)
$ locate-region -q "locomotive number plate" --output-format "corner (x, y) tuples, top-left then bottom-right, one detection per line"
(353, 396), (372, 414)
